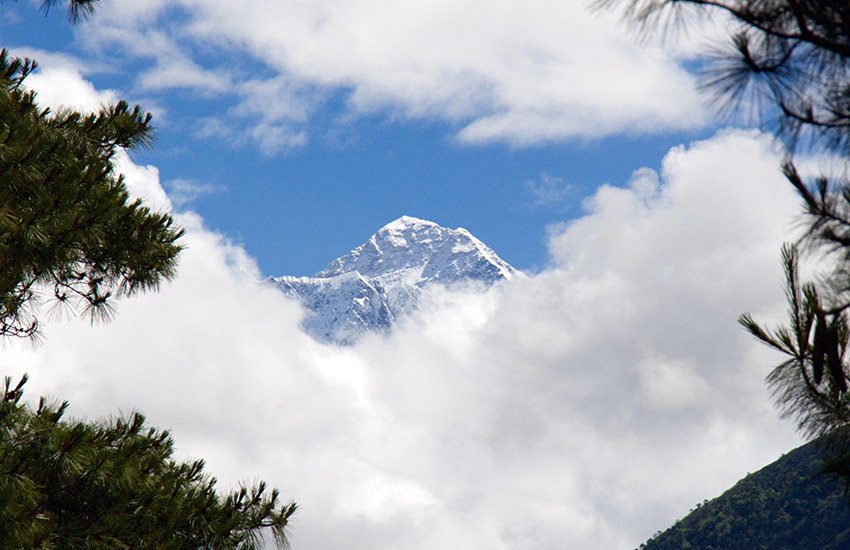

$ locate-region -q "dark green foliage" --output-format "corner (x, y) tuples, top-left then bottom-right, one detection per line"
(0, 375), (297, 549)
(0, 8), (296, 547)
(0, 49), (183, 338)
(738, 205), (850, 493)
(638, 440), (850, 550)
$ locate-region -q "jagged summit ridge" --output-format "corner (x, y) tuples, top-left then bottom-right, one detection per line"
(316, 215), (519, 285)
(270, 216), (521, 344)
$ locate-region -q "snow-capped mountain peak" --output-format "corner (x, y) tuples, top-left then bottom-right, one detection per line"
(270, 216), (522, 344)
(316, 216), (519, 285)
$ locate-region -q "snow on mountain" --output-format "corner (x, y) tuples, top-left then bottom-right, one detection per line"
(269, 216), (522, 344)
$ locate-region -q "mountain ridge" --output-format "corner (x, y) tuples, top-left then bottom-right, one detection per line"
(269, 215), (521, 344)
(637, 438), (850, 550)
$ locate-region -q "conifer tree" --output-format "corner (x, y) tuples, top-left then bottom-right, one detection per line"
(1, 5), (297, 547)
(0, 375), (297, 548)
(599, 0), (850, 155)
(0, 49), (183, 338)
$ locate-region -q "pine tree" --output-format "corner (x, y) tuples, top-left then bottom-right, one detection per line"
(0, 375), (297, 548)
(738, 243), (850, 444)
(600, 0), (850, 488)
(0, 49), (183, 338)
(598, 0), (850, 155)
(0, 6), (297, 547)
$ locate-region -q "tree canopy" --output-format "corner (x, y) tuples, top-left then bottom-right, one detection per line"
(637, 437), (850, 550)
(0, 49), (183, 339)
(0, 375), (297, 549)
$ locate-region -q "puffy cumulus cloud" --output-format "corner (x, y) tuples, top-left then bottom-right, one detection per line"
(74, 0), (706, 148)
(113, 151), (173, 211)
(13, 48), (118, 113)
(0, 50), (809, 546)
(2, 128), (812, 549)
(10, 51), (174, 214)
(548, 131), (801, 308)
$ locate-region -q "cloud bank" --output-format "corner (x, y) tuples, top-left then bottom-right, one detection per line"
(2, 86), (808, 550)
(67, 0), (708, 151)
(2, 56), (811, 549)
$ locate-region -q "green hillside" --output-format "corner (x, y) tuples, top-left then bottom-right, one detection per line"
(638, 440), (850, 550)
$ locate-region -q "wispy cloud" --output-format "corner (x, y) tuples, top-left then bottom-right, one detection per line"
(525, 172), (574, 207)
(72, 0), (709, 150)
(138, 56), (232, 94)
(195, 116), (309, 155)
(164, 178), (226, 209)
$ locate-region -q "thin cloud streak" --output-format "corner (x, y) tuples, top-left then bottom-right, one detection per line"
(525, 172), (574, 207)
(165, 178), (226, 209)
(2, 128), (808, 549)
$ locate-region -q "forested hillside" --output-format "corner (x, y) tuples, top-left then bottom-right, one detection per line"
(639, 440), (850, 550)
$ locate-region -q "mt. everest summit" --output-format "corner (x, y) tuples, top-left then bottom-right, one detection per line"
(269, 216), (523, 344)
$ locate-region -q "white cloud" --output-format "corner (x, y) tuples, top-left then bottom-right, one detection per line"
(9, 54), (174, 214)
(114, 152), (173, 211)
(636, 354), (710, 410)
(138, 55), (232, 94)
(2, 128), (812, 549)
(195, 116), (309, 155)
(72, 0), (708, 148)
(15, 48), (118, 113)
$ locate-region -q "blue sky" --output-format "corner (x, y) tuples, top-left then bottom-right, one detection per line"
(1, 0), (718, 275)
(2, 2), (819, 549)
